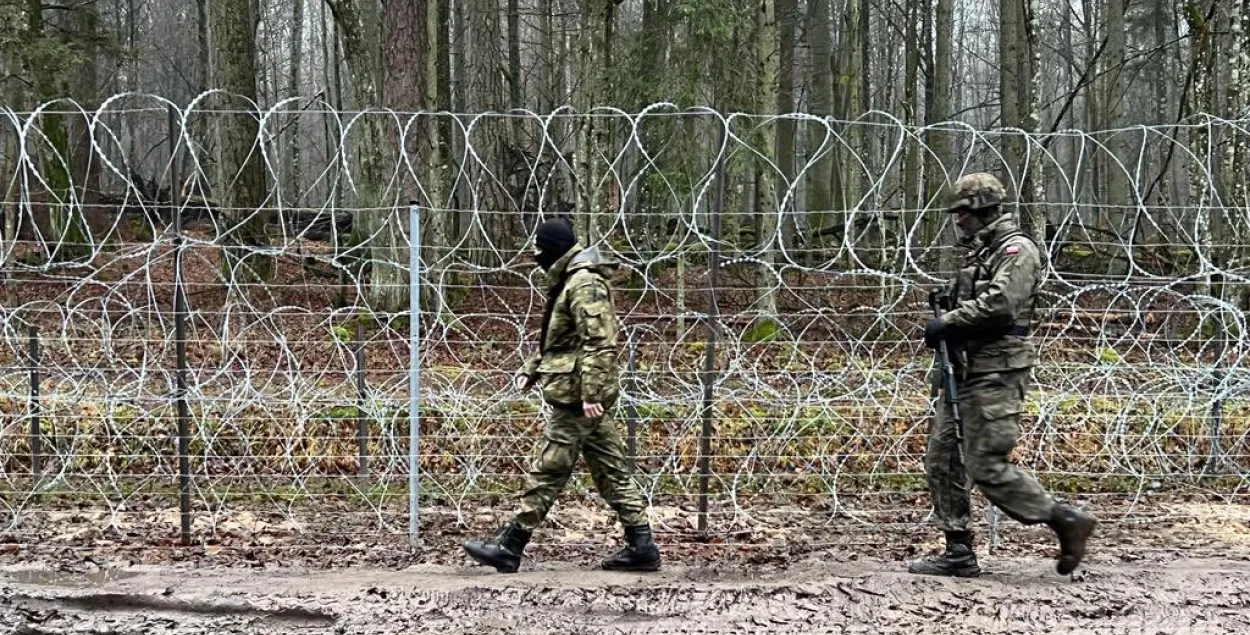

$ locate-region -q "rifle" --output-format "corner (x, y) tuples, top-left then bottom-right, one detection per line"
(929, 289), (963, 464)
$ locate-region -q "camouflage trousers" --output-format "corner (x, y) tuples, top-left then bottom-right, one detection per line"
(925, 368), (1056, 532)
(512, 402), (650, 532)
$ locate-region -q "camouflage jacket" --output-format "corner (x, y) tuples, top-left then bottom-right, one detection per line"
(939, 213), (1041, 374)
(519, 244), (621, 406)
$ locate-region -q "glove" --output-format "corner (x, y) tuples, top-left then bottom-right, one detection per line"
(514, 373), (536, 391)
(923, 318), (948, 349)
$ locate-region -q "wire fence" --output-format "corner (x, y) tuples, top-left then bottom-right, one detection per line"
(1, 94), (1249, 557)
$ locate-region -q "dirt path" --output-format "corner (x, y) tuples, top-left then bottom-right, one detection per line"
(3, 555), (1249, 634)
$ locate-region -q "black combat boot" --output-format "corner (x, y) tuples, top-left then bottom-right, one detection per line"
(907, 531), (981, 578)
(1048, 504), (1096, 575)
(464, 522), (531, 573)
(601, 524), (661, 572)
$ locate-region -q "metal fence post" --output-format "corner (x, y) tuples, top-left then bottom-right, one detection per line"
(408, 202), (421, 548)
(28, 325), (41, 479)
(698, 118), (727, 536)
(168, 105), (192, 544)
(356, 319), (368, 476)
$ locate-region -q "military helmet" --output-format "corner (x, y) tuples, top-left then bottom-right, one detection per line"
(945, 172), (1007, 213)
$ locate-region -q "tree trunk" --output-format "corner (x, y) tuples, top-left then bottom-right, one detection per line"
(426, 0), (451, 318)
(428, 0), (451, 231)
(540, 0), (556, 111)
(1104, 0), (1127, 213)
(999, 0), (1023, 172)
(805, 0), (833, 237)
(903, 0), (919, 220)
(451, 0), (467, 240)
(383, 0), (432, 311)
(1229, 2), (1250, 309)
(1082, 0), (1100, 227)
(508, 0), (521, 113)
(466, 0), (513, 261)
(326, 0), (405, 308)
(859, 0), (872, 174)
(71, 4), (103, 234)
(637, 0), (672, 251)
(1152, 0), (1171, 204)
(192, 0), (215, 204)
(198, 0), (210, 92)
(1, 13), (25, 247)
(290, 0), (305, 199)
(755, 0), (778, 316)
(1181, 4), (1214, 290)
(931, 0), (955, 270)
(1025, 0), (1044, 238)
(575, 1), (613, 244)
(212, 0), (271, 281)
(999, 0), (1035, 227)
(839, 0), (863, 219)
(25, 0), (88, 261)
(384, 0), (429, 201)
(776, 0), (797, 251)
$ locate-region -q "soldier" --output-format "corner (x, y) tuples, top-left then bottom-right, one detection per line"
(463, 217), (661, 574)
(911, 172), (1097, 578)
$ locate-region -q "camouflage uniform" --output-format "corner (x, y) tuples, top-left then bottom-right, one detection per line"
(913, 173), (1096, 578)
(464, 225), (659, 574)
(513, 244), (650, 531)
(926, 211), (1057, 531)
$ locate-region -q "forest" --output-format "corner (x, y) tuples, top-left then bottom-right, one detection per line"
(2, 1), (1249, 313)
(0, 2), (1248, 574)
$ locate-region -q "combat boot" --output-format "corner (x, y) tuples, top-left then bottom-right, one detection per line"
(464, 522), (531, 573)
(907, 532), (980, 578)
(1048, 504), (1096, 575)
(602, 524), (661, 572)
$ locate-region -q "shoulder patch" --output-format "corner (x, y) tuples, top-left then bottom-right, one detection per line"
(1004, 244), (1020, 255)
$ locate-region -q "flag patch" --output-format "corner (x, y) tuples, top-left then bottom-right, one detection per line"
(1003, 244), (1020, 255)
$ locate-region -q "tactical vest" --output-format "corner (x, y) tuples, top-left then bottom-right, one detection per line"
(950, 228), (1040, 373)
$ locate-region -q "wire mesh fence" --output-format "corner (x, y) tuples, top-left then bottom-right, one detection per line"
(1, 95), (1248, 558)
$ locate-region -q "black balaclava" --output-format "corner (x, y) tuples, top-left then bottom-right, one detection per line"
(534, 217), (576, 271)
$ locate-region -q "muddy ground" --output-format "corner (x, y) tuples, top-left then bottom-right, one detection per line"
(2, 556), (1249, 634)
(1, 497), (1249, 634)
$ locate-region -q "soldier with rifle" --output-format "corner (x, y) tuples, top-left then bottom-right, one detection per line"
(911, 173), (1097, 578)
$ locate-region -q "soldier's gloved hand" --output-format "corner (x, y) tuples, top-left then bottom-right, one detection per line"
(514, 374), (536, 391)
(923, 318), (948, 349)
(583, 402), (604, 418)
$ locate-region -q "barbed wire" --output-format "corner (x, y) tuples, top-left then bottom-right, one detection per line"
(0, 94), (1248, 552)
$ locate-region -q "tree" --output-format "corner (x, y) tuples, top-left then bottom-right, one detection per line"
(383, 0), (448, 314)
(21, 0), (90, 261)
(998, 0), (1036, 228)
(805, 0), (834, 237)
(1104, 0), (1128, 215)
(289, 0), (305, 198)
(323, 0), (408, 310)
(465, 0), (513, 263)
(754, 0), (778, 317)
(930, 0), (956, 269)
(775, 0), (797, 247)
(210, 0), (271, 281)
